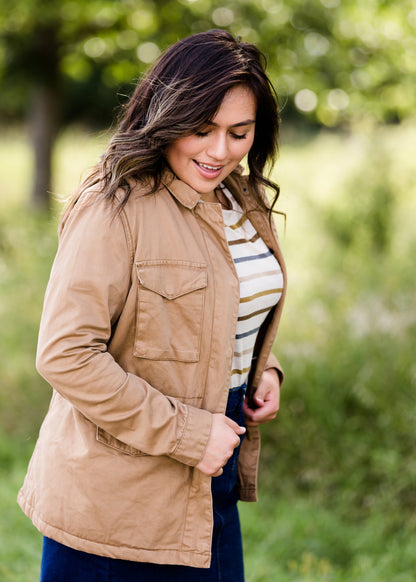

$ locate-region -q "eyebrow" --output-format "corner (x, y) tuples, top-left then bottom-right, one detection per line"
(206, 119), (256, 129)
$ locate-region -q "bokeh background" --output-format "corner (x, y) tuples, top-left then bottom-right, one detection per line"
(1, 1), (416, 580)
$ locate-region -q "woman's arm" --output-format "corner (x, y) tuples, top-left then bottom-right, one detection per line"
(36, 195), (213, 467)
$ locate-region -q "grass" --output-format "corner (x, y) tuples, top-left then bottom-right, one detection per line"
(0, 452), (42, 581)
(241, 495), (416, 582)
(1, 120), (416, 580)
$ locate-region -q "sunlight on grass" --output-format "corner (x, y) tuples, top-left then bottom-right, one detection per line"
(0, 127), (32, 210)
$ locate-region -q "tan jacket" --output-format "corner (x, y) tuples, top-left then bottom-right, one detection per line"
(18, 170), (287, 568)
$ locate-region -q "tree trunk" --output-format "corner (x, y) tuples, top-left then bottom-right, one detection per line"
(29, 84), (60, 212)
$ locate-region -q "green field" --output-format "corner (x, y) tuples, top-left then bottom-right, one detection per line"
(1, 121), (416, 581)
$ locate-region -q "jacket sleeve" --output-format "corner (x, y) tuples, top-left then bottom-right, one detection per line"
(36, 195), (212, 467)
(264, 352), (284, 384)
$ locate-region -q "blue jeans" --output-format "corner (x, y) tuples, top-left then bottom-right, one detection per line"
(40, 385), (246, 582)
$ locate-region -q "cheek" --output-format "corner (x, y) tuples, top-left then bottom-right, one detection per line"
(166, 138), (198, 164)
(234, 138), (254, 161)
(175, 137), (200, 158)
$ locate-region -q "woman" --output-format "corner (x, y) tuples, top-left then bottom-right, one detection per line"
(18, 29), (287, 581)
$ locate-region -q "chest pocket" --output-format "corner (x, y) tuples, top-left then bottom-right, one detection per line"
(134, 260), (207, 362)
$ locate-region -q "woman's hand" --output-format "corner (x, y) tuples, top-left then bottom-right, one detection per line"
(242, 368), (281, 427)
(196, 414), (246, 477)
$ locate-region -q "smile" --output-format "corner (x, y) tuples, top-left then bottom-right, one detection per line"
(194, 161), (224, 179)
(197, 162), (222, 171)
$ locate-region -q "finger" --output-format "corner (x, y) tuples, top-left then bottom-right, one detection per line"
(243, 397), (265, 416)
(254, 387), (275, 405)
(224, 416), (246, 435)
(242, 399), (255, 415)
(252, 400), (277, 417)
(245, 400), (278, 424)
(242, 407), (255, 423)
(249, 408), (277, 424)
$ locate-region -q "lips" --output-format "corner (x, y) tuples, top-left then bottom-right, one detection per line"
(198, 162), (222, 171)
(194, 160), (223, 179)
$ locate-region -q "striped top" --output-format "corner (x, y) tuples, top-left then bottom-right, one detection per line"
(220, 186), (284, 389)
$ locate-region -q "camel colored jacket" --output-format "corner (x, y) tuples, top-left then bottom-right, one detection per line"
(18, 169), (287, 568)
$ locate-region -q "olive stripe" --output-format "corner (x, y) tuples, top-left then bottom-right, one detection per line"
(228, 232), (260, 245)
(240, 288), (283, 303)
(238, 305), (271, 322)
(231, 366), (252, 376)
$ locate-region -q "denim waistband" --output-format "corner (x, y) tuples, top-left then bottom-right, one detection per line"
(225, 383), (246, 416)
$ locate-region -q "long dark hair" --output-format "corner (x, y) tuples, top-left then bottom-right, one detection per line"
(72, 29), (280, 215)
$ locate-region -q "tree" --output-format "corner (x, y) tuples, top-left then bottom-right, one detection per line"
(1, 0), (415, 210)
(0, 0), (144, 209)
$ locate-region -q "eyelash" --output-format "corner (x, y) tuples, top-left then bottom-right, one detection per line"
(195, 131), (248, 140)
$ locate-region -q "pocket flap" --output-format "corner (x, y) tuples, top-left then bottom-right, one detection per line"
(96, 426), (146, 457)
(136, 261), (207, 300)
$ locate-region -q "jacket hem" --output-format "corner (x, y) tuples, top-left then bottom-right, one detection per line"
(238, 487), (258, 502)
(17, 491), (212, 569)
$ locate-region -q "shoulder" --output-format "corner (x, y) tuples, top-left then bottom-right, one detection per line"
(59, 176), (156, 231)
(58, 186), (115, 237)
(56, 185), (135, 264)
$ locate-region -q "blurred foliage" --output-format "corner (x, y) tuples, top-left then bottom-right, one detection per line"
(1, 1), (416, 576)
(0, 0), (415, 128)
(1, 122), (416, 580)
(259, 119), (416, 534)
(0, 126), (106, 439)
(0, 208), (57, 438)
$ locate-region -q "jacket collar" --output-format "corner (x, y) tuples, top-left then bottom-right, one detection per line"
(161, 172), (201, 210)
(161, 166), (251, 211)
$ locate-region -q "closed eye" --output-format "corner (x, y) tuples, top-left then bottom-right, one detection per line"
(195, 131), (248, 140)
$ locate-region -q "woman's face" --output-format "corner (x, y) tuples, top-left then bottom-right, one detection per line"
(165, 85), (256, 195)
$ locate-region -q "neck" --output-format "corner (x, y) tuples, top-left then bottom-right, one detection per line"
(200, 187), (232, 210)
(200, 190), (217, 204)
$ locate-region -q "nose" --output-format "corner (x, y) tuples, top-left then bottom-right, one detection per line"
(206, 133), (228, 161)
